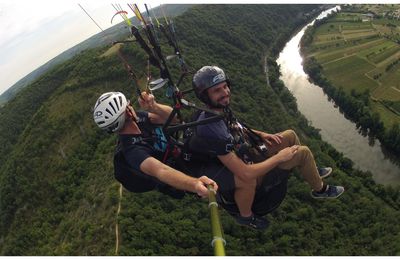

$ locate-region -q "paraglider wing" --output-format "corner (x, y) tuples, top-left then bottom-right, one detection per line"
(111, 10), (128, 24)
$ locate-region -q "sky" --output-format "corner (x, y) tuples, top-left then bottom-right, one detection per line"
(0, 0), (397, 96)
(0, 0), (165, 95)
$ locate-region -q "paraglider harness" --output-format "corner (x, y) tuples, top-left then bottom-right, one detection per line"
(180, 107), (290, 216)
(109, 4), (225, 198)
(78, 4), (228, 254)
(220, 110), (290, 216)
(109, 4), (289, 214)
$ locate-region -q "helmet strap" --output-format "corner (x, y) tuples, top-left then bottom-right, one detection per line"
(126, 106), (138, 123)
(132, 114), (138, 123)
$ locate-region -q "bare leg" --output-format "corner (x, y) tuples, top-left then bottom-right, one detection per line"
(234, 175), (257, 217)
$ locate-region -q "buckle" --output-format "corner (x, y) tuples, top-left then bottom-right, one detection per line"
(183, 153), (192, 161)
(225, 143), (234, 152)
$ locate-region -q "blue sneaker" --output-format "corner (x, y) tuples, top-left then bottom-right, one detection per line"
(234, 214), (269, 230)
(311, 185), (344, 199)
(318, 167), (332, 179)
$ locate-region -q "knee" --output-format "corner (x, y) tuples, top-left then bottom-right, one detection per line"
(298, 146), (311, 154)
(284, 129), (297, 139)
(297, 146), (313, 160)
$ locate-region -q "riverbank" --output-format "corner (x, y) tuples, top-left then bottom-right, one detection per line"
(300, 7), (400, 155)
(276, 6), (400, 186)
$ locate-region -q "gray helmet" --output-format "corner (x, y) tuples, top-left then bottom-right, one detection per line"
(192, 66), (230, 105)
(93, 92), (128, 133)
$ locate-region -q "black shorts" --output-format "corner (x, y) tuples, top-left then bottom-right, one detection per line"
(217, 168), (290, 216)
(176, 159), (235, 192)
(177, 158), (289, 216)
(114, 147), (161, 193)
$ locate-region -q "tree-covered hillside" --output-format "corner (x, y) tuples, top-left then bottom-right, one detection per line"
(0, 4), (399, 256)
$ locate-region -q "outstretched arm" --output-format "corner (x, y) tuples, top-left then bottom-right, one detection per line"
(140, 156), (218, 198)
(138, 91), (178, 124)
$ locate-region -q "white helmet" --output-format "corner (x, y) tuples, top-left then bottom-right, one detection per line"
(93, 92), (128, 133)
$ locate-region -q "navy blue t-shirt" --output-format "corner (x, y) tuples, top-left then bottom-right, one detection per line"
(196, 111), (234, 156)
(119, 111), (164, 172)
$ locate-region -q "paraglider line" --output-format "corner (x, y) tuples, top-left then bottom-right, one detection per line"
(78, 4), (104, 32)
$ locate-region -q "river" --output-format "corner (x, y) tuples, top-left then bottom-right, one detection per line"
(276, 7), (400, 185)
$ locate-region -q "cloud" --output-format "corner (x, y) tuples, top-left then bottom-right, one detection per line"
(0, 0), (162, 94)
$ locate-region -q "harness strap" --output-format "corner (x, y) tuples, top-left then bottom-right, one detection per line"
(162, 145), (170, 163)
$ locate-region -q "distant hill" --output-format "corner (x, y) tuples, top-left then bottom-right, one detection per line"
(0, 4), (192, 107)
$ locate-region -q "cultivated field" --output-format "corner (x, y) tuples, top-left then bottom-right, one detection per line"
(307, 6), (400, 127)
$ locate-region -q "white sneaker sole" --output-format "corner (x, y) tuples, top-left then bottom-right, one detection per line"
(320, 167), (332, 179)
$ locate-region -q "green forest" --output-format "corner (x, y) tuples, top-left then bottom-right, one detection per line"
(0, 4), (399, 256)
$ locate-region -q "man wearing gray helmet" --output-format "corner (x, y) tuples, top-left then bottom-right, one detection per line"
(93, 91), (218, 198)
(189, 65), (344, 230)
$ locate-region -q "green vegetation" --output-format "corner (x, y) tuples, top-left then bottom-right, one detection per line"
(0, 4), (399, 256)
(301, 5), (400, 154)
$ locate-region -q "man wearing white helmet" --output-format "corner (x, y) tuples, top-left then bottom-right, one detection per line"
(93, 91), (218, 198)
